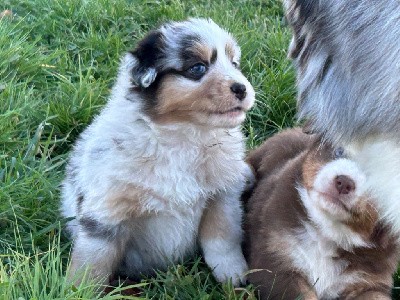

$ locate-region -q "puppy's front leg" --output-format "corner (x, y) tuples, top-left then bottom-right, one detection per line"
(199, 186), (248, 286)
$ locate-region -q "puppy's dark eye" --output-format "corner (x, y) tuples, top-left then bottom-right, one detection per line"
(188, 63), (207, 79)
(232, 61), (239, 69)
(334, 147), (345, 159)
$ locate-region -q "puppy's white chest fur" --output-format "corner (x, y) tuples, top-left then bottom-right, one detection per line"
(288, 223), (360, 299)
(132, 124), (246, 204)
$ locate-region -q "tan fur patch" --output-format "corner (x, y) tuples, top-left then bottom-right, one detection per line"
(189, 41), (213, 63)
(153, 72), (238, 124)
(296, 277), (318, 300)
(104, 183), (169, 221)
(301, 155), (324, 190)
(225, 43), (236, 61)
(199, 202), (230, 240)
(301, 143), (334, 189)
(344, 200), (379, 239)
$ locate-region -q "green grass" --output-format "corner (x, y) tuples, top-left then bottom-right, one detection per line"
(0, 0), (294, 298)
(1, 0), (391, 299)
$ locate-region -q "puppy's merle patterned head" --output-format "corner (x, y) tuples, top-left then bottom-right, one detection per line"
(123, 18), (255, 128)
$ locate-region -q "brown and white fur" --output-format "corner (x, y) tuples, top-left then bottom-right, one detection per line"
(244, 128), (399, 299)
(61, 18), (255, 286)
(282, 0), (400, 239)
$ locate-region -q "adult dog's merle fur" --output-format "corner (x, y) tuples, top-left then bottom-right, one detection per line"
(283, 0), (400, 235)
(284, 0), (400, 143)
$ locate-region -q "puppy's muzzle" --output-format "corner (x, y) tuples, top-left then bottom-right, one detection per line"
(230, 82), (247, 101)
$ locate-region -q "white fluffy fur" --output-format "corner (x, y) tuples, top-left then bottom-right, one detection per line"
(346, 136), (400, 237)
(292, 159), (370, 298)
(287, 223), (361, 299)
(62, 18), (254, 286)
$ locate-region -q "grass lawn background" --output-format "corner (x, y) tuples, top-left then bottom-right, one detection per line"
(0, 0), (398, 299)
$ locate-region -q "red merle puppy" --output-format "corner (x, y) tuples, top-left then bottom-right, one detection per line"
(244, 128), (399, 300)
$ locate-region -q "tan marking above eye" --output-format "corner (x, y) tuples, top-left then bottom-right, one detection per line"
(225, 43), (236, 61)
(150, 72), (244, 125)
(189, 41), (213, 63)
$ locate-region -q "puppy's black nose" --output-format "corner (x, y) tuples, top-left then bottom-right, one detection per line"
(230, 82), (247, 101)
(335, 175), (355, 195)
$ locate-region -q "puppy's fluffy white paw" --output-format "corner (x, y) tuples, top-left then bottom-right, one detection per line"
(208, 248), (249, 286)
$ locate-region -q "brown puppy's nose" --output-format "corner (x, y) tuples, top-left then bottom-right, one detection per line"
(335, 175), (355, 195)
(230, 82), (246, 100)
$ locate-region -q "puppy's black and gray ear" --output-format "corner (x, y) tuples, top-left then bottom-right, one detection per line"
(129, 30), (165, 88)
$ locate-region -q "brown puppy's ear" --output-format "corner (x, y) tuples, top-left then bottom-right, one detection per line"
(129, 30), (165, 88)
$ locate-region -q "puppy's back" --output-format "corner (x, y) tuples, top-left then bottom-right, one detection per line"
(244, 129), (315, 299)
(247, 128), (316, 179)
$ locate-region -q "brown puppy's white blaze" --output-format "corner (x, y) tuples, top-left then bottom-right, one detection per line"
(301, 146), (380, 241)
(301, 150), (371, 222)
